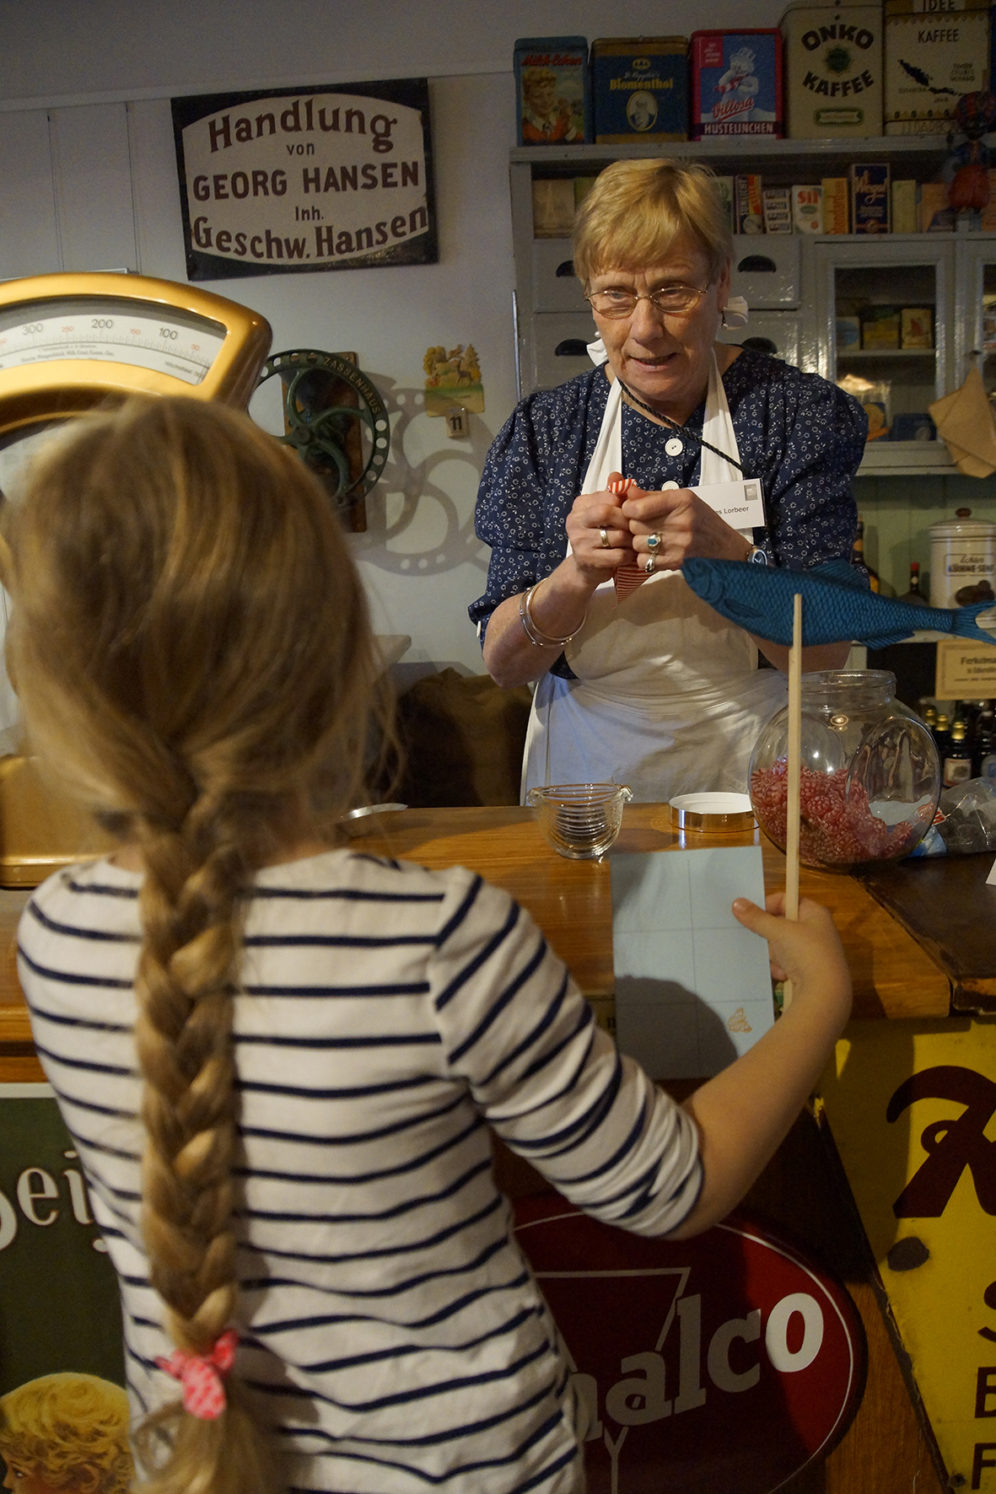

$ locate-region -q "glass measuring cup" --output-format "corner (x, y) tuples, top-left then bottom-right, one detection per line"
(528, 782), (633, 860)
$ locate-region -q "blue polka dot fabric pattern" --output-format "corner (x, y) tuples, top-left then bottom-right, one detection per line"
(469, 350), (868, 675)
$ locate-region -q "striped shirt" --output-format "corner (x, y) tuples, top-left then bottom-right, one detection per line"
(17, 849), (702, 1493)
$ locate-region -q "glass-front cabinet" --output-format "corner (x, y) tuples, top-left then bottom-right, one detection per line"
(955, 236), (996, 399)
(806, 235), (953, 472)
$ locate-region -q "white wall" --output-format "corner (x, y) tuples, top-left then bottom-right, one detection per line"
(0, 0), (785, 687)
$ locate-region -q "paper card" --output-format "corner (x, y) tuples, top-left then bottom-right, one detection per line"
(988, 857), (996, 887)
(935, 640), (996, 699)
(610, 846), (773, 1080)
(692, 477), (766, 530)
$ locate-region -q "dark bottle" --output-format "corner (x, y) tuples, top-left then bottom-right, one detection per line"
(852, 518), (880, 593)
(943, 719), (973, 789)
(973, 704), (995, 777)
(933, 712), (951, 760)
(900, 561), (928, 606)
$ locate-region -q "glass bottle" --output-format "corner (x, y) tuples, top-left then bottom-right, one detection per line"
(748, 670), (941, 869)
(899, 561), (928, 606)
(852, 518), (880, 593)
(942, 719), (973, 789)
(974, 704), (995, 778)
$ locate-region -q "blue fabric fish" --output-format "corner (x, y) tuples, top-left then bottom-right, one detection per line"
(681, 556), (996, 648)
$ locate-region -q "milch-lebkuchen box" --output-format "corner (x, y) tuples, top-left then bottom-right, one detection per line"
(781, 2), (883, 138)
(690, 29), (784, 138)
(591, 36), (689, 142)
(514, 36), (592, 145)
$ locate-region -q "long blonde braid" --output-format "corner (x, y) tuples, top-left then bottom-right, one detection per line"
(6, 395), (392, 1493)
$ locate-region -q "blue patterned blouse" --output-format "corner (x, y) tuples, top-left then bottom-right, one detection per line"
(469, 350), (867, 669)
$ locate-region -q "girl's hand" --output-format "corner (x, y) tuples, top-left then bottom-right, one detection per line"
(731, 893), (851, 1013)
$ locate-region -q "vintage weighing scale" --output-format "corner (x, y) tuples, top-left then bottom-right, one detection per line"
(0, 270), (273, 886)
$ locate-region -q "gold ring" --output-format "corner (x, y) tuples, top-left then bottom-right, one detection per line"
(646, 532), (662, 551)
(644, 555), (656, 575)
(599, 527), (610, 549)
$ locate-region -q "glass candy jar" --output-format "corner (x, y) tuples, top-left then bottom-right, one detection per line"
(748, 671), (941, 870)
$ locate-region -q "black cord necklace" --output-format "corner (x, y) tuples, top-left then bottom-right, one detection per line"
(614, 373), (745, 473)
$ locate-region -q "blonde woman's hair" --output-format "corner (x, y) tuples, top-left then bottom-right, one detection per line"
(6, 395), (392, 1494)
(572, 158), (733, 286)
(0, 1372), (132, 1494)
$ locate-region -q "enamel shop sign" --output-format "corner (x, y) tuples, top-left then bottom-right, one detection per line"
(0, 1084), (124, 1389)
(513, 1195), (865, 1492)
(821, 1019), (996, 1489)
(171, 79), (437, 281)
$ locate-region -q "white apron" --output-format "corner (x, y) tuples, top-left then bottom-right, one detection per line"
(521, 356), (787, 802)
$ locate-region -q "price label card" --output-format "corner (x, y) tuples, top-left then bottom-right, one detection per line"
(934, 639), (996, 700)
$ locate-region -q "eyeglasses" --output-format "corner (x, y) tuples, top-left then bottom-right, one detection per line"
(585, 284), (710, 319)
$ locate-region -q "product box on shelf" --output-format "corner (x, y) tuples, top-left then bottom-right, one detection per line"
(781, 2), (883, 139)
(822, 176), (850, 232)
(591, 36), (689, 142)
(715, 175), (735, 231)
(837, 314), (861, 348)
(919, 180), (954, 231)
(514, 36), (591, 145)
(900, 306), (933, 349)
(763, 186), (794, 232)
(891, 177), (918, 233)
(792, 183), (824, 231)
(884, 0), (990, 136)
(690, 30), (784, 137)
(849, 161), (890, 231)
(531, 179), (577, 237)
(861, 305), (901, 348)
(734, 173), (765, 233)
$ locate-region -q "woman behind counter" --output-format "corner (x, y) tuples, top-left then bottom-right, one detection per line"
(470, 159), (868, 802)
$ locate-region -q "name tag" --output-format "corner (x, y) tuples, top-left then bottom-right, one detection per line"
(692, 477), (766, 530)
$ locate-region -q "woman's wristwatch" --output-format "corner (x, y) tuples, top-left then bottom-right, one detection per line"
(745, 543), (769, 565)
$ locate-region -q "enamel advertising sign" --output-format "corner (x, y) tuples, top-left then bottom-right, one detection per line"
(513, 1195), (866, 1492)
(821, 1018), (996, 1490)
(171, 79), (437, 281)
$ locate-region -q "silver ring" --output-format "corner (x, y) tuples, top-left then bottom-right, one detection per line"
(646, 531), (661, 551)
(644, 555), (656, 575)
(599, 527), (610, 549)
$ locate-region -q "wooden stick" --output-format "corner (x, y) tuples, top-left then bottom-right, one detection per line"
(782, 592), (803, 1009)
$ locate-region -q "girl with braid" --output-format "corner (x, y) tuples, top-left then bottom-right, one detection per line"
(11, 397), (850, 1494)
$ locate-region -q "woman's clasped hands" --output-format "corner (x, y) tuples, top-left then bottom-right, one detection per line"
(566, 468), (747, 583)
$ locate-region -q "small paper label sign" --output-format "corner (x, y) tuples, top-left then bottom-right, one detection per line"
(692, 477), (766, 531)
(934, 639), (996, 699)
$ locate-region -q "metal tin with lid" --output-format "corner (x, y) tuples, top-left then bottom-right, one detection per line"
(928, 508), (996, 608)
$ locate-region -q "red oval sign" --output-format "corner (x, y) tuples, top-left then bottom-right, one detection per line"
(513, 1195), (866, 1494)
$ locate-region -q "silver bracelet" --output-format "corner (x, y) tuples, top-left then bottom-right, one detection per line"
(518, 585), (587, 648)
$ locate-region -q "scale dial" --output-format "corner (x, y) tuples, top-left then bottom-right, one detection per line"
(0, 272), (271, 439)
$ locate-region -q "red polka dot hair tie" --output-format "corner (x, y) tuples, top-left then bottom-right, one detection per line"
(156, 1328), (238, 1420)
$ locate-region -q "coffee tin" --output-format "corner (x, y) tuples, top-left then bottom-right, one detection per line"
(781, 3), (883, 139)
(929, 509), (996, 607)
(884, 0), (990, 137)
